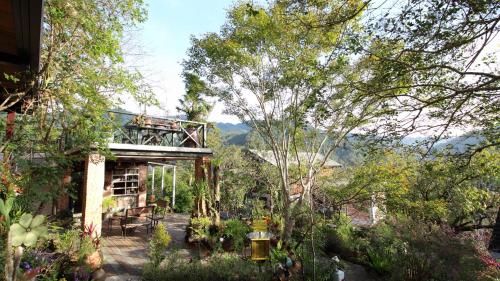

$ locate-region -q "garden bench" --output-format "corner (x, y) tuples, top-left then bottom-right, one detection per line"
(120, 206), (154, 237)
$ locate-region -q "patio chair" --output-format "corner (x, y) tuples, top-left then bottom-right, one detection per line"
(148, 199), (168, 228)
(120, 206), (154, 237)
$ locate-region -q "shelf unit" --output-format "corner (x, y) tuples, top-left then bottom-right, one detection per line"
(111, 168), (139, 196)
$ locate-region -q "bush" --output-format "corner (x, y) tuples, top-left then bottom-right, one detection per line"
(172, 182), (194, 213)
(365, 223), (402, 274)
(222, 219), (250, 252)
(190, 217), (212, 240)
(149, 223), (172, 266)
(388, 221), (491, 281)
(143, 252), (272, 281)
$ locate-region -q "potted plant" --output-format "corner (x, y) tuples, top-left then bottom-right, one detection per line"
(102, 197), (117, 220)
(131, 114), (145, 126)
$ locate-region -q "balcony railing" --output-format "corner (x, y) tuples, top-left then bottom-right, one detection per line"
(107, 110), (208, 149)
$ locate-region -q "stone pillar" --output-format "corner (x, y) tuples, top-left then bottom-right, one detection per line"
(82, 154), (105, 236)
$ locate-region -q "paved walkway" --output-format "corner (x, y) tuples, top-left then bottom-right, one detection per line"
(101, 213), (192, 281)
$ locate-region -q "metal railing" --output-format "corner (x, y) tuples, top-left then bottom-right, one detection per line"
(107, 110), (207, 149)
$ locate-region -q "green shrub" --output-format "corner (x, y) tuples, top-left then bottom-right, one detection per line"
(55, 228), (81, 255)
(190, 217), (211, 240)
(388, 221), (490, 281)
(102, 196), (117, 211)
(365, 223), (402, 274)
(149, 223), (172, 266)
(172, 182), (194, 213)
(223, 219), (249, 252)
(143, 252), (271, 281)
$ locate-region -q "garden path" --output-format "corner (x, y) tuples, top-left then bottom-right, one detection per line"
(101, 213), (193, 281)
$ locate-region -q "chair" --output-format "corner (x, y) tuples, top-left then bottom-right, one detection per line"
(120, 206), (154, 237)
(148, 199), (168, 228)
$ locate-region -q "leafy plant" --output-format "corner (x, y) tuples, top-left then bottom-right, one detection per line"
(143, 253), (272, 281)
(82, 222), (100, 249)
(0, 196), (14, 226)
(102, 197), (117, 212)
(190, 217), (211, 240)
(9, 214), (48, 247)
(271, 240), (288, 265)
(149, 223), (172, 266)
(222, 219), (249, 252)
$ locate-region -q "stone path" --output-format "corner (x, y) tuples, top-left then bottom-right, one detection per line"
(101, 213), (192, 281)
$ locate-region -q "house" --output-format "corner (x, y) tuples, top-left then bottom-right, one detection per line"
(68, 111), (213, 234)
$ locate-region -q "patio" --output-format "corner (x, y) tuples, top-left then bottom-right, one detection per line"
(101, 213), (194, 280)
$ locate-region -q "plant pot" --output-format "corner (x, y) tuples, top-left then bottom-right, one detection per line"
(169, 121), (178, 130)
(85, 250), (102, 271)
(144, 117), (152, 126)
(183, 127), (199, 148)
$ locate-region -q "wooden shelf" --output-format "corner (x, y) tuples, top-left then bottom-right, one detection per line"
(112, 167), (140, 196)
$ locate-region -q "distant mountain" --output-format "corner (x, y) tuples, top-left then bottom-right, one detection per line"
(215, 123), (250, 135)
(434, 135), (484, 153)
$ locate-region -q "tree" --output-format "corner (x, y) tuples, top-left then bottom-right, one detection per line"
(1, 0), (151, 202)
(353, 0), (500, 154)
(184, 0), (386, 241)
(1, 1), (150, 278)
(176, 73), (213, 122)
(326, 148), (499, 231)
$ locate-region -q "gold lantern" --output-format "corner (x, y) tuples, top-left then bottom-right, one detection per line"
(249, 219), (271, 261)
(251, 238), (270, 261)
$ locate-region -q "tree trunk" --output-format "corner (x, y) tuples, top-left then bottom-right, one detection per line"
(213, 165), (221, 226)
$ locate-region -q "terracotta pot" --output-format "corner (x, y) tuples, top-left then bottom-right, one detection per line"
(169, 121), (178, 130)
(144, 117), (152, 126)
(85, 250), (102, 270)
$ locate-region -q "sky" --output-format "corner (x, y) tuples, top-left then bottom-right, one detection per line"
(125, 0), (240, 123)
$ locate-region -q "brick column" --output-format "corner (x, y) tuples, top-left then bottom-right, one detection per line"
(82, 154), (105, 236)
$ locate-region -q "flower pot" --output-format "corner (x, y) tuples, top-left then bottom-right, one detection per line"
(85, 250), (102, 270)
(169, 121), (178, 130)
(144, 117), (152, 126)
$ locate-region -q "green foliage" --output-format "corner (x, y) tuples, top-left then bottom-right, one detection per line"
(9, 214), (48, 247)
(386, 220), (490, 281)
(77, 236), (96, 263)
(222, 219), (249, 252)
(365, 223), (402, 274)
(149, 223), (172, 266)
(143, 252), (272, 281)
(190, 217), (212, 240)
(55, 229), (80, 254)
(1, 0), (151, 216)
(177, 73), (213, 122)
(328, 149), (499, 231)
(102, 196), (117, 212)
(172, 182), (194, 213)
(0, 196), (14, 226)
(270, 240), (288, 265)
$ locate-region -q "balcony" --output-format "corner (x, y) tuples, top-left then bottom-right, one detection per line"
(107, 110), (212, 160)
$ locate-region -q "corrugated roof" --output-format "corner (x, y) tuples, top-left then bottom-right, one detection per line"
(248, 149), (342, 168)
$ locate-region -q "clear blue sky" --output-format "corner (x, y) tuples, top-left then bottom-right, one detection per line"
(127, 0), (239, 123)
